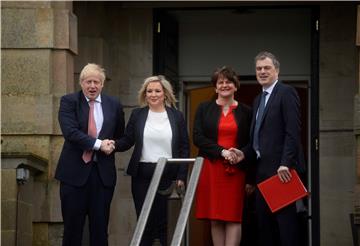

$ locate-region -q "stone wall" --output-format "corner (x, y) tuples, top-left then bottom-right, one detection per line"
(1, 1), (77, 245)
(319, 4), (358, 246)
(353, 4), (360, 245)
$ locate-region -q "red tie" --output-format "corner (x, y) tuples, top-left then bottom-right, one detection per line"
(82, 100), (97, 163)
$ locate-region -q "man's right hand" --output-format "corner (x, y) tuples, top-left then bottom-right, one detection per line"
(100, 139), (115, 155)
(277, 165), (292, 183)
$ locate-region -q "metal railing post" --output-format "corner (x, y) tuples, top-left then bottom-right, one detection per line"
(129, 157), (167, 246)
(170, 157), (203, 246)
(129, 157), (204, 246)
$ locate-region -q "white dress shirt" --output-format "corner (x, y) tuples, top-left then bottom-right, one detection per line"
(85, 94), (104, 150)
(140, 110), (173, 163)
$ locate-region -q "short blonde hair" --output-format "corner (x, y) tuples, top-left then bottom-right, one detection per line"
(138, 75), (177, 108)
(79, 63), (106, 84)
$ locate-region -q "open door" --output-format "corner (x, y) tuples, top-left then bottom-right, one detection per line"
(187, 86), (214, 246)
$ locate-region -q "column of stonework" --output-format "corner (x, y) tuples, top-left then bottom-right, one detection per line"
(354, 4), (360, 239)
(1, 1), (77, 245)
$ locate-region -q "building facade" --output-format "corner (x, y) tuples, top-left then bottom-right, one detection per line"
(1, 1), (359, 245)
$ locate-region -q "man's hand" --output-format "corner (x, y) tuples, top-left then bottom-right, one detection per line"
(245, 184), (256, 195)
(100, 139), (115, 155)
(277, 165), (292, 183)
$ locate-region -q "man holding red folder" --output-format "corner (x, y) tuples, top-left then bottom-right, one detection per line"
(231, 51), (305, 246)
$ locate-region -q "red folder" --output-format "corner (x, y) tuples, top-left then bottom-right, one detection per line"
(257, 169), (308, 213)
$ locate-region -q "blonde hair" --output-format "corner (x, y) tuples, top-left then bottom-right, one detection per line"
(138, 75), (177, 108)
(79, 63), (106, 84)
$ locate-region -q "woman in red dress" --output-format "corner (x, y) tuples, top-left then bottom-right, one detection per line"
(193, 66), (254, 245)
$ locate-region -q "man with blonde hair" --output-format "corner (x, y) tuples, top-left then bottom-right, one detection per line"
(56, 63), (125, 245)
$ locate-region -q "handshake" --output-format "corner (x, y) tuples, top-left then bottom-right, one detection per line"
(221, 147), (245, 165)
(100, 139), (116, 155)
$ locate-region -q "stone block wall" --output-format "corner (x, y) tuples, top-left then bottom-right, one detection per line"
(1, 168), (19, 245)
(1, 153), (48, 246)
(353, 4), (360, 245)
(1, 1), (77, 245)
(319, 4), (358, 246)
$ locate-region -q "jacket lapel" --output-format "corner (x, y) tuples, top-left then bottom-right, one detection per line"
(138, 107), (149, 141)
(98, 94), (108, 139)
(166, 107), (176, 149)
(233, 104), (243, 131)
(260, 82), (280, 127)
(80, 91), (90, 133)
(250, 95), (261, 133)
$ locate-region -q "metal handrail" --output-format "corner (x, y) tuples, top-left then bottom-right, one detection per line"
(129, 157), (204, 246)
(170, 157), (204, 246)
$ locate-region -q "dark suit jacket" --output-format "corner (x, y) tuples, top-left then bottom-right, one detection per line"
(193, 100), (254, 182)
(243, 82), (305, 183)
(115, 106), (190, 181)
(193, 100), (252, 159)
(55, 91), (125, 187)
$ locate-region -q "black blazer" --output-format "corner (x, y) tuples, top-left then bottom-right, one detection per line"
(55, 91), (125, 187)
(243, 82), (306, 183)
(193, 100), (252, 166)
(115, 106), (190, 181)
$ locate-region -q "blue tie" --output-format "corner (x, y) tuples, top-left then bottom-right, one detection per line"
(253, 91), (268, 152)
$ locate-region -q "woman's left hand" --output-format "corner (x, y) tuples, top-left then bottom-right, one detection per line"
(222, 149), (238, 164)
(176, 180), (185, 188)
(176, 180), (185, 197)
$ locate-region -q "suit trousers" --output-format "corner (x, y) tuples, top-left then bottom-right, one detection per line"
(255, 189), (299, 246)
(60, 162), (114, 246)
(131, 163), (170, 246)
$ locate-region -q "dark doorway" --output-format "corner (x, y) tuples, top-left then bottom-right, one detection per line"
(153, 10), (179, 94)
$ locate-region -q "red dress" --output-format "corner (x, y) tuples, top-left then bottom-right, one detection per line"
(195, 106), (246, 222)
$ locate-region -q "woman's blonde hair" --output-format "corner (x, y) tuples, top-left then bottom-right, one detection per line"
(138, 75), (177, 108)
(79, 63), (106, 84)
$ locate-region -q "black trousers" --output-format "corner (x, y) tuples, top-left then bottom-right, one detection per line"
(131, 163), (171, 246)
(255, 189), (299, 246)
(60, 162), (114, 246)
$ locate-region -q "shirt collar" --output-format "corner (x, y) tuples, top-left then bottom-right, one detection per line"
(85, 94), (102, 103)
(263, 79), (278, 95)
